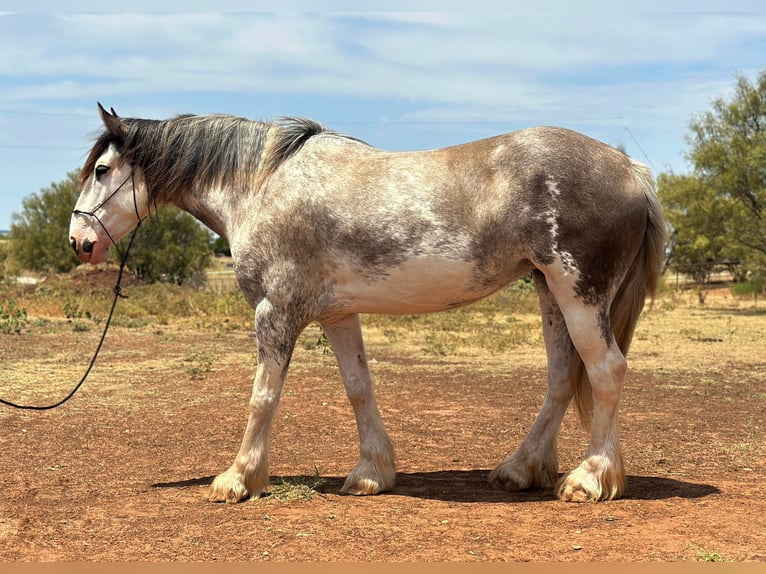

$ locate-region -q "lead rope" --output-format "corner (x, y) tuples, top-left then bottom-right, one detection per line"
(0, 177), (143, 411)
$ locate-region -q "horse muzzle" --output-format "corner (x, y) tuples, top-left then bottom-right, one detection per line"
(70, 236), (109, 264)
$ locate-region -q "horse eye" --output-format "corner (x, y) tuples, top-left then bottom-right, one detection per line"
(95, 165), (110, 179)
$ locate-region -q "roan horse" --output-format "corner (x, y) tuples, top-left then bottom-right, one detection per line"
(70, 104), (665, 503)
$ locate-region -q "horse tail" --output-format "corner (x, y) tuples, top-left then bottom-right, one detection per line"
(572, 159), (667, 428)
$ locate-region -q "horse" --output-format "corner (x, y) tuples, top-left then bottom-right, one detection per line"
(69, 103), (665, 503)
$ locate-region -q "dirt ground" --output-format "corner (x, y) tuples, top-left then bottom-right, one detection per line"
(0, 288), (764, 562)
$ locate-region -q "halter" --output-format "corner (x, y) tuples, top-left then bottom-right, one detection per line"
(71, 172), (145, 259)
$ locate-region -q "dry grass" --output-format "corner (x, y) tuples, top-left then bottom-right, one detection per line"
(4, 275), (764, 376)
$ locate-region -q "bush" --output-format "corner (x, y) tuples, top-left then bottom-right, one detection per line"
(8, 172), (80, 274)
(0, 298), (28, 334)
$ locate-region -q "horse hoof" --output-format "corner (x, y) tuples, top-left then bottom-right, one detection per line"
(555, 457), (624, 502)
(557, 482), (595, 503)
(488, 466), (528, 491)
(208, 470), (256, 503)
(340, 477), (385, 496)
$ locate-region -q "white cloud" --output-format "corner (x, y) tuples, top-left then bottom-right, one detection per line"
(1, 11), (763, 114)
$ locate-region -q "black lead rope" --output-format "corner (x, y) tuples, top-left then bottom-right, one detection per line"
(0, 176), (143, 411)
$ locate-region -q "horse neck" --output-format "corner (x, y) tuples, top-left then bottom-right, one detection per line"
(140, 117), (274, 239)
(178, 191), (230, 239)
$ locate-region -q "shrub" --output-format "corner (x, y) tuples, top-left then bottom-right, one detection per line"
(0, 298), (28, 334)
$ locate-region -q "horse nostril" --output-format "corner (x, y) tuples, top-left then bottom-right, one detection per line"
(70, 238), (78, 254)
(82, 239), (94, 254)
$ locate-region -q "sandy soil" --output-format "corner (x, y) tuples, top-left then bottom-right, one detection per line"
(0, 289), (764, 562)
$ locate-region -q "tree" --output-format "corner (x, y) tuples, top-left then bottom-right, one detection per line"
(658, 173), (746, 283)
(121, 206), (213, 286)
(0, 238), (8, 283)
(688, 72), (766, 259)
(8, 171), (81, 274)
(659, 71), (766, 290)
(212, 235), (231, 256)
(9, 172), (213, 285)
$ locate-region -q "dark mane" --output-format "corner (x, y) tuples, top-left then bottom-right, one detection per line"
(81, 114), (364, 202)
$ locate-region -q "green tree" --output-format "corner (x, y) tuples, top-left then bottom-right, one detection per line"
(121, 206), (213, 286)
(658, 173), (746, 283)
(659, 71), (766, 290)
(688, 72), (766, 260)
(0, 238), (8, 283)
(8, 171), (80, 274)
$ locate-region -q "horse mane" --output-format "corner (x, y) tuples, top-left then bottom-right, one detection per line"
(81, 113), (361, 203)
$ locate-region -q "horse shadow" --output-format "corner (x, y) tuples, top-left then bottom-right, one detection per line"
(152, 470), (720, 503)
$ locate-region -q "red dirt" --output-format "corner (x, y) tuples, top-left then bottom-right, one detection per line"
(1, 319), (764, 562)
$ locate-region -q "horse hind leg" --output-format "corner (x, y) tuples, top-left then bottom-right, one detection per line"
(544, 267), (627, 502)
(489, 271), (573, 492)
(320, 314), (396, 495)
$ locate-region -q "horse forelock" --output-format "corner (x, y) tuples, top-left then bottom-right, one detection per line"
(80, 131), (122, 187)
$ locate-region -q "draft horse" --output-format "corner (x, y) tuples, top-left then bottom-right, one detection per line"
(70, 104), (665, 503)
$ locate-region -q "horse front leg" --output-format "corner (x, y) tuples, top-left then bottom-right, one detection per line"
(208, 301), (298, 503)
(320, 314), (396, 495)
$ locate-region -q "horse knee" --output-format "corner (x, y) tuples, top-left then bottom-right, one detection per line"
(587, 347), (627, 394)
(547, 367), (573, 402)
(248, 387), (281, 416)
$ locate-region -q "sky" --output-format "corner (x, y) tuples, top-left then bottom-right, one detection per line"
(1, 4), (765, 231)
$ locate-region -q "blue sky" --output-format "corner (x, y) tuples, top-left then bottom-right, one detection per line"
(1, 5), (765, 230)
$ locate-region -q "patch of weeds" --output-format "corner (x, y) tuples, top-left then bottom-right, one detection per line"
(723, 442), (754, 455)
(63, 298), (103, 328)
(301, 329), (331, 357)
(659, 383), (691, 391)
(269, 470), (327, 502)
(64, 299), (94, 332)
(30, 318), (51, 329)
(475, 319), (532, 354)
(111, 316), (152, 329)
(0, 297), (28, 334)
(421, 331), (460, 356)
(63, 298), (83, 321)
(382, 328), (399, 343)
(658, 297), (678, 312)
(730, 281), (759, 299)
(687, 543), (730, 562)
(183, 351), (214, 379)
(678, 327), (698, 339)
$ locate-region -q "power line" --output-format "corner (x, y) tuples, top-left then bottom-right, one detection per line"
(624, 126), (656, 171)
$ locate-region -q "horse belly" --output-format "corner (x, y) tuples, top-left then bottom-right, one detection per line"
(329, 257), (495, 315)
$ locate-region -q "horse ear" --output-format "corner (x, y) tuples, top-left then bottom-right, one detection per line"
(97, 102), (125, 137)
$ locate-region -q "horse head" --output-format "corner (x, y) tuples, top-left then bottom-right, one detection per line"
(69, 104), (151, 264)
